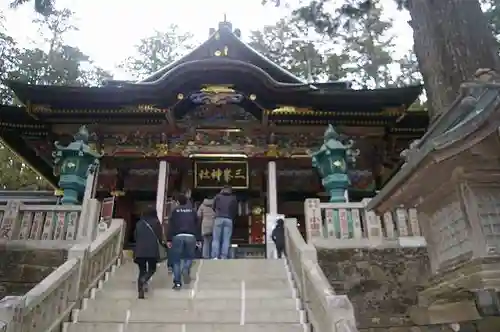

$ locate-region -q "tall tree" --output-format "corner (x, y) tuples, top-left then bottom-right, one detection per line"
(0, 22), (19, 103)
(0, 145), (51, 190)
(482, 0), (500, 40)
(0, 9), (111, 190)
(10, 0), (54, 16)
(265, 0), (500, 120)
(339, 0), (395, 88)
(394, 50), (421, 87)
(120, 24), (195, 79)
(248, 18), (351, 81)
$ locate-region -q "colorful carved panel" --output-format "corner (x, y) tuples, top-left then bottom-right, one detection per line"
(348, 170), (376, 192)
(81, 122), (389, 162)
(179, 104), (257, 125)
(85, 125), (334, 158)
(269, 132), (324, 157)
(96, 131), (169, 157)
(171, 127), (268, 157)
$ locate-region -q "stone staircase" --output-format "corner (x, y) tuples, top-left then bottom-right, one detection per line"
(65, 259), (309, 332)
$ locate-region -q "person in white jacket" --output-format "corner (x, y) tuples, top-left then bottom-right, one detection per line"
(197, 198), (215, 259)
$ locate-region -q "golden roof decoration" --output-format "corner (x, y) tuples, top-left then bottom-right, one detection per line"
(271, 106), (315, 114)
(200, 85), (235, 94)
(32, 104), (52, 113)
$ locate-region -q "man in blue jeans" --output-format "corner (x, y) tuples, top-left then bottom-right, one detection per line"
(166, 193), (202, 290)
(211, 185), (238, 259)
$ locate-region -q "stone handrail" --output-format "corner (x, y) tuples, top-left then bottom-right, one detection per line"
(78, 218), (124, 297)
(304, 198), (425, 247)
(0, 202), (82, 240)
(0, 218), (124, 332)
(284, 217), (358, 332)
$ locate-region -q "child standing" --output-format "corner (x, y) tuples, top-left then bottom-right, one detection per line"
(271, 218), (285, 258)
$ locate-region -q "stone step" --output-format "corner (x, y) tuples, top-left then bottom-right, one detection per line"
(65, 322), (309, 332)
(199, 265), (288, 275)
(105, 278), (291, 291)
(196, 279), (290, 290)
(200, 260), (288, 271)
(78, 308), (303, 323)
(113, 261), (289, 281)
(83, 297), (300, 311)
(101, 279), (194, 290)
(95, 288), (294, 300)
(199, 272), (289, 280)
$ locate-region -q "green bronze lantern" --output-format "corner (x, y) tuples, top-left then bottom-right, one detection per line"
(53, 125), (101, 205)
(312, 125), (358, 203)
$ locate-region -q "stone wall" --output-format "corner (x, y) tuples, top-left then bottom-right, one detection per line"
(317, 246), (431, 329)
(0, 241), (73, 299)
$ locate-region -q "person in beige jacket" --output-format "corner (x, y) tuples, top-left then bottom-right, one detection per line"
(197, 198), (215, 259)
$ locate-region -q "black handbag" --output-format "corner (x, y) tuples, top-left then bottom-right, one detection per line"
(142, 221), (168, 262)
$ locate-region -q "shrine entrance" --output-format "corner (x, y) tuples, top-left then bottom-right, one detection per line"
(190, 157), (266, 258)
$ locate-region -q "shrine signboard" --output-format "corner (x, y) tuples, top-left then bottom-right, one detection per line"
(194, 160), (249, 189)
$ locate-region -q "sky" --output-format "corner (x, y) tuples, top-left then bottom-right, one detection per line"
(0, 0), (414, 80)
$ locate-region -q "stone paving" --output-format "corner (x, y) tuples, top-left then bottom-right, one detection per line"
(64, 259), (310, 332)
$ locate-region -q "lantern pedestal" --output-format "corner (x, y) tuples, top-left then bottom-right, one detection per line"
(323, 174), (350, 203)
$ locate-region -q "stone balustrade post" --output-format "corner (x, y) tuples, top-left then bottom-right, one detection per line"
(326, 294), (357, 332)
(304, 198), (322, 242)
(361, 198), (383, 240)
(0, 200), (22, 240)
(77, 199), (101, 242)
(299, 244), (318, 307)
(66, 243), (89, 302)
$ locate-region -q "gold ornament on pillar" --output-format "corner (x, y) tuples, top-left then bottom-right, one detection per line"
(110, 190), (126, 197)
(266, 144), (279, 157)
(252, 206), (263, 216)
(155, 144), (169, 157)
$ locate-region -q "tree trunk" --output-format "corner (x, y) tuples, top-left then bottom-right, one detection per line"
(408, 0), (500, 120)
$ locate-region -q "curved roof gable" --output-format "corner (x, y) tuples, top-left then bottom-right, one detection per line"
(128, 20), (307, 85)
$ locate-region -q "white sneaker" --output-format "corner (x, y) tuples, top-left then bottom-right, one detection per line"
(212, 258), (218, 260)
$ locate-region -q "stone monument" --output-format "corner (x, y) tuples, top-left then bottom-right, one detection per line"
(53, 125), (101, 205)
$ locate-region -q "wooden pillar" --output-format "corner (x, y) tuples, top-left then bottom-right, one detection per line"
(112, 168), (131, 244)
(156, 161), (170, 223)
(267, 161), (278, 215)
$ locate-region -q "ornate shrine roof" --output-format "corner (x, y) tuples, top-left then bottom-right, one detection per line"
(0, 20), (430, 186)
(6, 20), (424, 120)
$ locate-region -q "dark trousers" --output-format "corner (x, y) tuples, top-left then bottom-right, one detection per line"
(171, 234), (196, 285)
(135, 257), (157, 290)
(276, 245), (285, 259)
(167, 247), (173, 269)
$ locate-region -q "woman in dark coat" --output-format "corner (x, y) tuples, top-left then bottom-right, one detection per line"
(134, 209), (164, 299)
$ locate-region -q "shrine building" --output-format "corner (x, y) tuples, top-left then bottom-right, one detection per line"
(0, 20), (427, 251)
